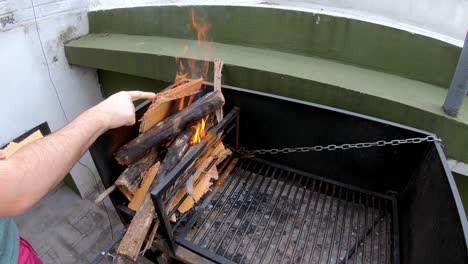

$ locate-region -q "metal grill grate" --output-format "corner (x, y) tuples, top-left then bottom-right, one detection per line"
(178, 158), (397, 264)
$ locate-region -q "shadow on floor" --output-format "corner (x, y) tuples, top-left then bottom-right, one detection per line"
(16, 183), (124, 264)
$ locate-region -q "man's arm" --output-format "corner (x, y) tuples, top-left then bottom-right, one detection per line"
(0, 91), (155, 216)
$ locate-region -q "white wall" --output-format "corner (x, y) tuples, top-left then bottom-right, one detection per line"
(0, 0), (104, 198)
(0, 0), (465, 199)
(89, 0), (467, 46)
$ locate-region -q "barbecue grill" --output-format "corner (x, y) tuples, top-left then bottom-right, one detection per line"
(90, 84), (468, 264)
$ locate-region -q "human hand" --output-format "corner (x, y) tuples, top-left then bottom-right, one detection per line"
(91, 91), (156, 130)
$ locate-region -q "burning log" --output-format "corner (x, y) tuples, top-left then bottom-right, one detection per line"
(115, 90), (225, 165)
(139, 78), (203, 132)
(115, 149), (158, 200)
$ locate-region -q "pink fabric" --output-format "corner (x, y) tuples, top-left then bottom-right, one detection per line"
(17, 237), (42, 264)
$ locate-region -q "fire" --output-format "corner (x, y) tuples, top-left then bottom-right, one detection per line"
(191, 116), (209, 144)
(174, 9), (211, 82)
(175, 9), (212, 112)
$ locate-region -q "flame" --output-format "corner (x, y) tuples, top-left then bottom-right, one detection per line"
(191, 116), (209, 144)
(174, 9), (211, 82)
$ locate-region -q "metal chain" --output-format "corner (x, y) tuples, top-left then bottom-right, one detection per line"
(238, 135), (441, 155)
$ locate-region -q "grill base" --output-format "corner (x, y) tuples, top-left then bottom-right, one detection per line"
(177, 158), (397, 264)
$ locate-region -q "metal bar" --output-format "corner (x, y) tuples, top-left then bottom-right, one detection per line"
(391, 198), (400, 264)
(181, 159), (247, 241)
(326, 187), (345, 264)
(370, 196), (376, 264)
(378, 198), (382, 264)
(151, 107), (238, 197)
(198, 161), (257, 245)
(177, 237), (236, 264)
(362, 194), (369, 264)
(254, 158), (394, 201)
(339, 201), (384, 264)
(213, 163), (270, 254)
(385, 200), (390, 264)
(288, 180), (317, 264)
(90, 228), (126, 264)
(258, 171), (299, 264)
(239, 168), (286, 263)
(443, 31), (468, 117)
(298, 181), (325, 264)
(153, 196), (176, 251)
(309, 184), (336, 263)
(235, 108), (240, 150)
(173, 157), (236, 232)
(334, 189), (349, 264)
(267, 172), (303, 263)
(204, 162), (262, 248)
(226, 168), (279, 256)
(343, 191), (356, 264)
(318, 186), (342, 264)
(269, 174), (307, 264)
(278, 177), (311, 264)
(353, 193), (363, 264)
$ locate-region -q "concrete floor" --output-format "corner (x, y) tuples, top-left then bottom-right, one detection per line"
(15, 183), (124, 264)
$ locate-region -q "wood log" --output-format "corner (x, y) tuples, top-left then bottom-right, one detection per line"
(128, 162), (161, 211)
(215, 157), (239, 188)
(3, 130), (43, 158)
(115, 91), (224, 165)
(169, 142), (232, 216)
(139, 78), (203, 132)
(213, 59), (224, 123)
(142, 218), (160, 253)
(115, 149), (158, 200)
(94, 185), (116, 204)
(117, 195), (155, 262)
(178, 163), (219, 213)
(155, 128), (194, 183)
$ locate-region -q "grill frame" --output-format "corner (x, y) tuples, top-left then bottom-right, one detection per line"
(89, 84), (468, 264)
(176, 158), (399, 264)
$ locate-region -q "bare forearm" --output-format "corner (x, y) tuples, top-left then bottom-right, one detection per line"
(0, 91), (155, 216)
(0, 108), (106, 216)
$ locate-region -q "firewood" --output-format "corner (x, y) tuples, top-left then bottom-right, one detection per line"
(117, 195), (155, 262)
(214, 59), (224, 122)
(3, 130), (43, 158)
(115, 149), (158, 200)
(139, 78), (203, 132)
(128, 162), (161, 211)
(142, 218), (160, 254)
(154, 128), (194, 186)
(178, 164), (219, 213)
(215, 158), (239, 188)
(115, 91), (225, 165)
(94, 185), (116, 204)
(166, 141), (224, 218)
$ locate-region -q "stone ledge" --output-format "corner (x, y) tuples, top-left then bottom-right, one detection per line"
(65, 33), (468, 163)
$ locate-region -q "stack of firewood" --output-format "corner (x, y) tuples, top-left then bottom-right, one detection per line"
(95, 60), (236, 263)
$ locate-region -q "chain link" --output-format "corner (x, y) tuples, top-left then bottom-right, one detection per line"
(238, 135), (441, 155)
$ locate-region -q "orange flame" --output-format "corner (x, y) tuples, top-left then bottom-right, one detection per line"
(174, 9), (211, 82)
(191, 116), (209, 144)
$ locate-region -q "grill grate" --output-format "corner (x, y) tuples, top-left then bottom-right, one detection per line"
(178, 158), (397, 264)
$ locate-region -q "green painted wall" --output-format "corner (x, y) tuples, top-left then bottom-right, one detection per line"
(95, 68), (468, 164)
(88, 5), (461, 88)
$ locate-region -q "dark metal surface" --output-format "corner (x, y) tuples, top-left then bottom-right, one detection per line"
(89, 84), (468, 264)
(179, 158), (396, 264)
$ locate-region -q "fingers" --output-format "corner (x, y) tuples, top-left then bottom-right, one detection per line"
(0, 150), (6, 160)
(127, 91), (156, 101)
